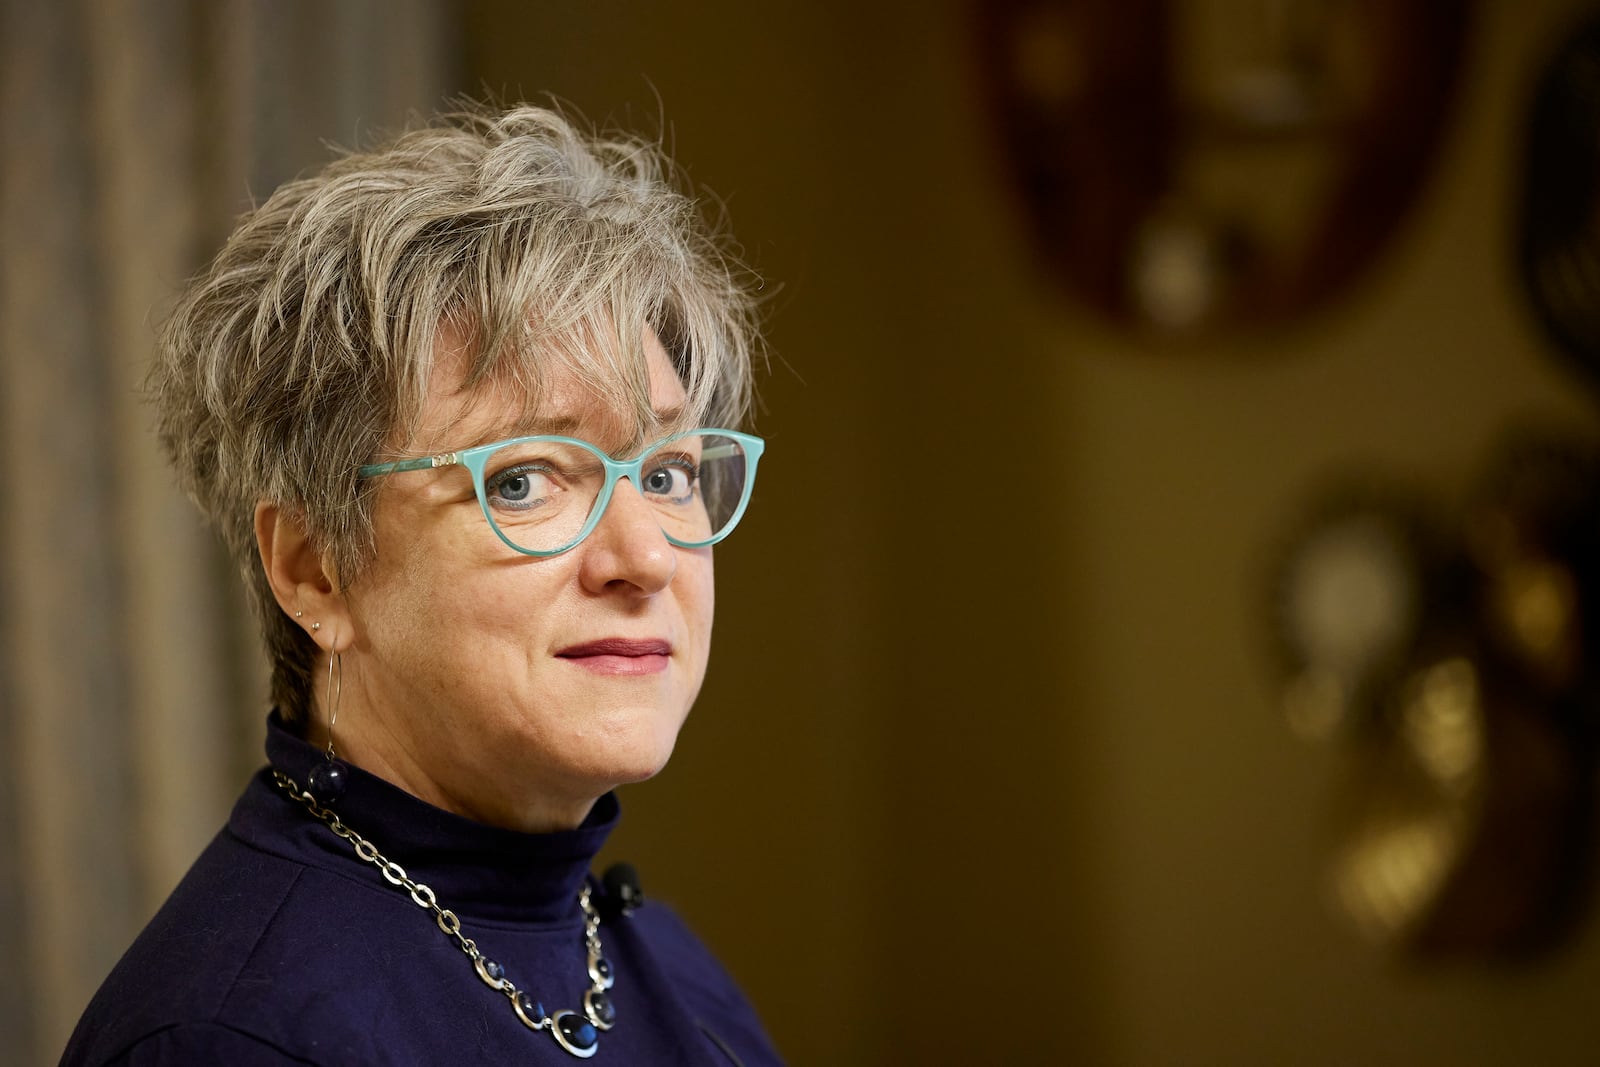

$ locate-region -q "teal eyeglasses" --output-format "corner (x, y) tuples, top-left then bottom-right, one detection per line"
(357, 428), (765, 558)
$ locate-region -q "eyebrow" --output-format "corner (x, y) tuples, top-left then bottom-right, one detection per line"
(471, 404), (690, 448)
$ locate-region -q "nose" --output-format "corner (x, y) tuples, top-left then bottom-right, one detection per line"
(577, 478), (677, 595)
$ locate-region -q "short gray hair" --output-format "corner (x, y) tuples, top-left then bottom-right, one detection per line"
(150, 104), (762, 723)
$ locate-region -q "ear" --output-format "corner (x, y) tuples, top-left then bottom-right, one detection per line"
(255, 501), (353, 653)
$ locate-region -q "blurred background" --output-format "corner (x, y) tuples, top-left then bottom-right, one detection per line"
(9, 0), (1600, 1063)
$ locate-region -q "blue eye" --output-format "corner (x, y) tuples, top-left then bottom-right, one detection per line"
(641, 458), (696, 504)
(486, 464), (555, 509)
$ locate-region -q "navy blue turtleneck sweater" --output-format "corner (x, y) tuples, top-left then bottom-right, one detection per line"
(61, 715), (782, 1066)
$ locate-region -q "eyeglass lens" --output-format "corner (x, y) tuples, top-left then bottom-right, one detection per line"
(480, 431), (750, 553)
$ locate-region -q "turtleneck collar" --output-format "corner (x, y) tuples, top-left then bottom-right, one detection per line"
(230, 710), (620, 925)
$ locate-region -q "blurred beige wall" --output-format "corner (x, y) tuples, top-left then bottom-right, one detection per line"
(465, 1), (1600, 1064)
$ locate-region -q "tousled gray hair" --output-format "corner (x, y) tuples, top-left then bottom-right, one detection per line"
(151, 104), (762, 724)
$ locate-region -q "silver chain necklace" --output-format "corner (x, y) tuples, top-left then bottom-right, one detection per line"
(273, 770), (618, 1058)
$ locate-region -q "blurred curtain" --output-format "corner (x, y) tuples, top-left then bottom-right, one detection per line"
(0, 1), (453, 1060)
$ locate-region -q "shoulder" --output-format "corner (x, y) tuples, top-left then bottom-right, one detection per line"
(626, 901), (787, 1066)
(73, 1023), (319, 1066)
(60, 826), (310, 1065)
(631, 902), (747, 1004)
(63, 820), (536, 1065)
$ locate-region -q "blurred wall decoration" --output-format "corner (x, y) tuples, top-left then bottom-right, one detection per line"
(1262, 3), (1600, 963)
(976, 0), (1473, 335)
(1267, 428), (1600, 957)
(0, 3), (451, 1062)
(1518, 6), (1600, 386)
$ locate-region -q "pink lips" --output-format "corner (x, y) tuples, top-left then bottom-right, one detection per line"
(556, 637), (672, 676)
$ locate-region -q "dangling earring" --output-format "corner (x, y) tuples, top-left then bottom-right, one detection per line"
(306, 647), (348, 805)
(324, 647), (342, 761)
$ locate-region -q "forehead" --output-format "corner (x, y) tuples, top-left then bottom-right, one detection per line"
(407, 325), (689, 453)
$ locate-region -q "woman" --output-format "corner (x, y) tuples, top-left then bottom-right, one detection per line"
(62, 105), (781, 1066)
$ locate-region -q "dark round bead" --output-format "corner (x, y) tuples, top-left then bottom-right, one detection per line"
(587, 990), (616, 1027)
(557, 1013), (598, 1051)
(594, 957), (613, 983)
(515, 992), (545, 1021)
(483, 959), (504, 982)
(305, 760), (348, 804)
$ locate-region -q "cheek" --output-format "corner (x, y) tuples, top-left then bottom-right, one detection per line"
(680, 553), (716, 653)
(398, 557), (571, 652)
(366, 492), (543, 623)
(355, 511), (505, 655)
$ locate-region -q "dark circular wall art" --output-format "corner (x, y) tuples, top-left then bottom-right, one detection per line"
(977, 0), (1473, 337)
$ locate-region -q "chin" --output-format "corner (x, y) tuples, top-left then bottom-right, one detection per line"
(578, 708), (684, 788)
(612, 731), (681, 785)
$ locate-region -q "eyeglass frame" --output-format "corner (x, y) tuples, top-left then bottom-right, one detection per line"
(356, 427), (765, 558)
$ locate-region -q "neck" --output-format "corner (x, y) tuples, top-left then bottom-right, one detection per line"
(304, 715), (602, 834)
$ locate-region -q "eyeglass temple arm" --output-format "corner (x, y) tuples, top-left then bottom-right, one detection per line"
(357, 453), (460, 478)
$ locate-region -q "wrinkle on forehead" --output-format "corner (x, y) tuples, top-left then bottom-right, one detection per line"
(393, 318), (693, 458)
(483, 400), (691, 446)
